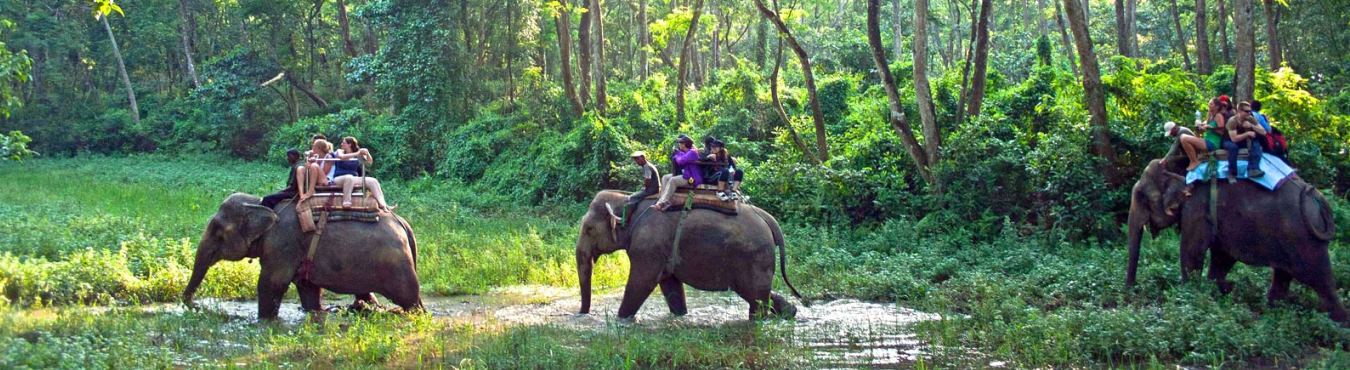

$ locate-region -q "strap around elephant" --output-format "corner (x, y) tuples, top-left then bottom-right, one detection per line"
(665, 194), (697, 274)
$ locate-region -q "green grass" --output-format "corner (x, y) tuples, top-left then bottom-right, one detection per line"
(2, 155), (1349, 368)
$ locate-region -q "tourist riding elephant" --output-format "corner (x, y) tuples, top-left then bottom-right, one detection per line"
(182, 193), (423, 319)
(574, 190), (803, 320)
(1125, 158), (1343, 322)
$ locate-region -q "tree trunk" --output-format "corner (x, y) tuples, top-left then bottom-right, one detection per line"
(868, 0), (936, 186)
(1127, 0), (1138, 55)
(1037, 0), (1049, 36)
(178, 0), (200, 88)
(507, 0), (517, 108)
(1232, 0), (1255, 102)
(363, 24), (378, 55)
(755, 0), (830, 160)
(557, 8), (583, 114)
(770, 35), (818, 165)
(913, 0), (941, 167)
(1114, 0), (1133, 57)
(892, 0), (904, 62)
(1055, 0), (1079, 77)
(966, 0), (992, 117)
(591, 0), (607, 113)
(1195, 0), (1212, 73)
(1262, 0), (1281, 69)
(675, 0), (704, 123)
(101, 16), (139, 124)
(1217, 0), (1230, 63)
(577, 0), (593, 107)
(1169, 0), (1193, 70)
(640, 0), (650, 78)
(337, 0), (358, 57)
(1062, 0), (1114, 163)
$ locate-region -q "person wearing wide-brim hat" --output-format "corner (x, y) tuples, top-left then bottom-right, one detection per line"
(622, 150), (661, 227)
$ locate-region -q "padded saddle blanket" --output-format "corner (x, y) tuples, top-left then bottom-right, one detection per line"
(1185, 153), (1296, 191)
(296, 194), (382, 233)
(647, 188), (739, 215)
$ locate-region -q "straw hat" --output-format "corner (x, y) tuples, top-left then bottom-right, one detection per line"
(630, 151), (646, 158)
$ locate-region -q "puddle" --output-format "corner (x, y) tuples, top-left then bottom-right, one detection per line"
(156, 287), (993, 368)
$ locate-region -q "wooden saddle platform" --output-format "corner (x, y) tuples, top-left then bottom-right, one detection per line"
(295, 194), (383, 233)
(647, 186), (739, 215)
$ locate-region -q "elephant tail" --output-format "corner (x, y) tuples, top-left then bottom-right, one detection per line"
(394, 215), (418, 268)
(755, 207), (806, 304)
(1300, 184), (1336, 241)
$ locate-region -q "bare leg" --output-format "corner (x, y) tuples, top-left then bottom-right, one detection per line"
(364, 177), (390, 209)
(338, 175), (356, 206)
(1179, 135), (1205, 171)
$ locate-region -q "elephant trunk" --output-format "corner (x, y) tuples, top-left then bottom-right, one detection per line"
(1125, 203), (1146, 288)
(577, 249), (593, 314)
(182, 243), (215, 309)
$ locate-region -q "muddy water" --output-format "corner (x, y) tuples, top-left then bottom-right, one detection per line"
(180, 286), (992, 368)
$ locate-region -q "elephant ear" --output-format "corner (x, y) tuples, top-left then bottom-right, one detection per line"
(240, 203), (279, 243)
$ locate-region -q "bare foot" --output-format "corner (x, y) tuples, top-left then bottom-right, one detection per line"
(1185, 162), (1200, 172)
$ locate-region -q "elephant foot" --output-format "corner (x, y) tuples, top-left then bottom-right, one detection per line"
(1215, 280), (1235, 295)
(771, 294), (798, 319)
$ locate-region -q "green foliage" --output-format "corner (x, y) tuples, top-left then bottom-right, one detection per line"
(0, 39), (28, 118)
(0, 130), (32, 160)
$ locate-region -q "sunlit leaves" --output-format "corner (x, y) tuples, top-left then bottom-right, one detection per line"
(90, 0), (125, 19)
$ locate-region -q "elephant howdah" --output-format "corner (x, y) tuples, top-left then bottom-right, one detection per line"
(575, 190), (802, 320)
(182, 193), (422, 319)
(1126, 158), (1344, 323)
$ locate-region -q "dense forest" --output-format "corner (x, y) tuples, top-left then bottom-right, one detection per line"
(2, 0), (1350, 367)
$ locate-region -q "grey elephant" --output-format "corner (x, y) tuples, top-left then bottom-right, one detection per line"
(574, 190), (803, 320)
(182, 193), (423, 319)
(1125, 159), (1344, 322)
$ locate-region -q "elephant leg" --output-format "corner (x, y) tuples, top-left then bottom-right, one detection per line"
(1292, 258), (1349, 323)
(617, 272), (660, 320)
(734, 287), (773, 320)
(297, 281), (324, 312)
(382, 277), (424, 313)
(256, 273), (290, 320)
(770, 292), (797, 319)
(1207, 250), (1237, 294)
(349, 293), (380, 311)
(1267, 269), (1293, 304)
(658, 276), (688, 316)
(1179, 234), (1207, 282)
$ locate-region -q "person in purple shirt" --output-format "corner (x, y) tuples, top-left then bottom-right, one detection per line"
(653, 135), (703, 209)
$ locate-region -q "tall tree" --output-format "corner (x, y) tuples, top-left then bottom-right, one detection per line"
(590, 0), (607, 113)
(556, 5), (583, 114)
(1114, 0), (1138, 57)
(1195, 0), (1212, 73)
(754, 0), (830, 160)
(577, 0), (593, 107)
(639, 0), (649, 78)
(336, 0), (358, 57)
(675, 0), (704, 123)
(1062, 0), (1114, 163)
(965, 0), (992, 117)
(1217, 0), (1231, 63)
(1262, 0), (1282, 69)
(1232, 0), (1255, 102)
(868, 0), (937, 185)
(892, 0), (904, 62)
(178, 0), (200, 88)
(98, 11), (139, 124)
(1169, 0), (1194, 70)
(1055, 0), (1079, 77)
(913, 0), (941, 164)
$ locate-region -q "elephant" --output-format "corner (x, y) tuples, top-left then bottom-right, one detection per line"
(182, 193), (423, 319)
(1125, 158), (1344, 322)
(574, 190), (804, 320)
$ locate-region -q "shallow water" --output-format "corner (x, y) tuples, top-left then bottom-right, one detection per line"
(176, 286), (993, 368)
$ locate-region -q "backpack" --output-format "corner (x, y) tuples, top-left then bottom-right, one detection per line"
(1266, 126), (1289, 159)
